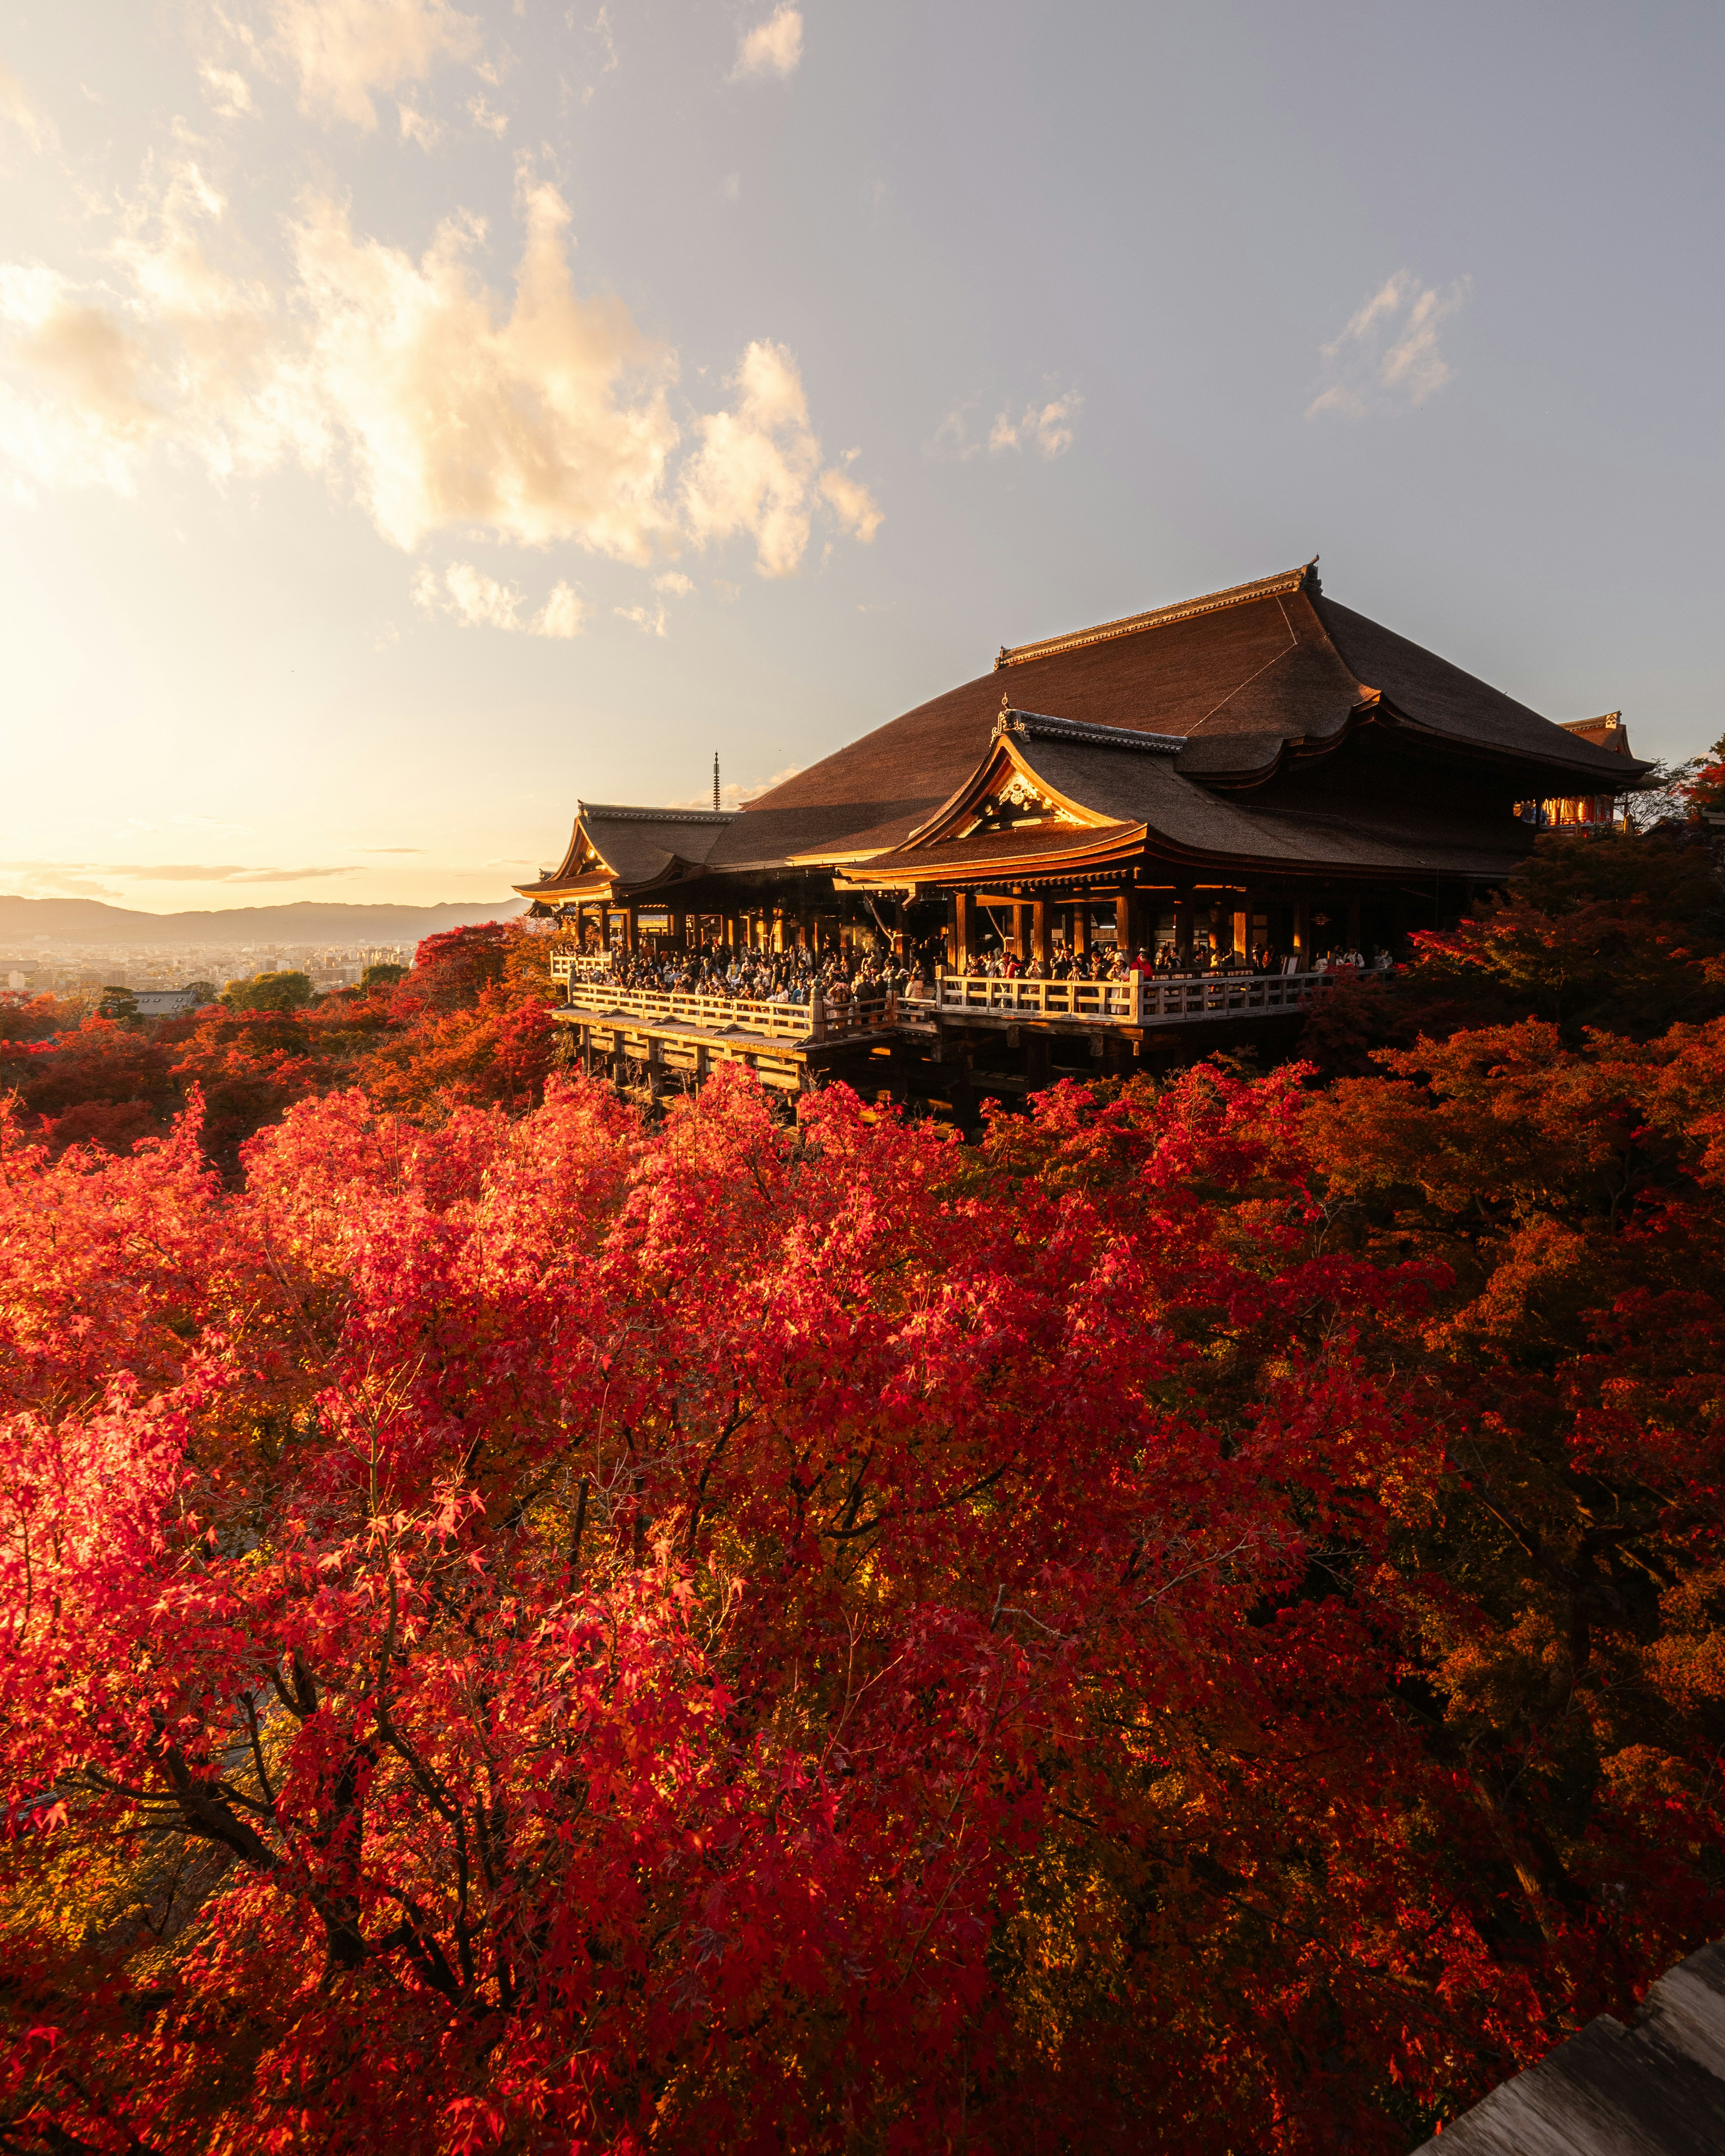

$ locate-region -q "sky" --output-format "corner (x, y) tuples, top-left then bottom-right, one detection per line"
(1, 0), (1721, 913)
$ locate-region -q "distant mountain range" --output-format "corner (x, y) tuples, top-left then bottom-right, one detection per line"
(0, 896), (529, 947)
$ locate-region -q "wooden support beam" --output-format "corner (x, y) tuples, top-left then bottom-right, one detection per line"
(1175, 889), (1194, 962)
(1115, 888), (1139, 959)
(1073, 902), (1090, 958)
(1032, 898), (1051, 972)
(1293, 895), (1311, 959)
(954, 891), (975, 970)
(1233, 886), (1255, 964)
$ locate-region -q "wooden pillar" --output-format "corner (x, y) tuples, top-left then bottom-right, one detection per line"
(1174, 890), (1194, 963)
(624, 904), (637, 954)
(1073, 901), (1091, 958)
(1115, 887), (1138, 958)
(894, 895), (909, 957)
(1292, 895), (1311, 963)
(1032, 898), (1051, 973)
(954, 891), (976, 971)
(1014, 902), (1033, 963)
(1232, 886), (1254, 964)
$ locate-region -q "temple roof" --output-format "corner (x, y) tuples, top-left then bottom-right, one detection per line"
(739, 562), (1642, 863)
(1559, 711), (1633, 758)
(856, 710), (1530, 885)
(515, 804), (735, 900)
(516, 565), (1648, 902)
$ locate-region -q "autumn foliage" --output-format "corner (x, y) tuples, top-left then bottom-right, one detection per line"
(4, 874), (1725, 2149)
(0, 923), (556, 1169)
(1, 978), (1725, 2151)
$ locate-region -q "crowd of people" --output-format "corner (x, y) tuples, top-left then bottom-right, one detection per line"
(960, 941), (1396, 980)
(579, 942), (919, 1006)
(572, 936), (1395, 1003)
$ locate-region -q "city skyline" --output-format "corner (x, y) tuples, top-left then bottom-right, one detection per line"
(3, 0), (1722, 913)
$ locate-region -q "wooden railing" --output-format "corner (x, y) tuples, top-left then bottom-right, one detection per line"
(550, 951), (618, 984)
(911, 969), (1347, 1025)
(556, 978), (898, 1041)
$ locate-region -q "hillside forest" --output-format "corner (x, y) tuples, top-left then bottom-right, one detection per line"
(3, 807), (1725, 2153)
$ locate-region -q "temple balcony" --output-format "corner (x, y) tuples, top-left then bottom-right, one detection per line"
(912, 967), (1350, 1028)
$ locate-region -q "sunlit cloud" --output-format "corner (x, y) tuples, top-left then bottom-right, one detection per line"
(0, 160), (879, 579)
(730, 5), (802, 82)
(615, 601), (667, 637)
(266, 0), (482, 129)
(927, 384), (1081, 463)
(467, 92), (508, 136)
(0, 62), (58, 155)
(1307, 270), (1472, 419)
(397, 100), (442, 147)
(199, 64), (256, 119)
(413, 560), (587, 636)
(653, 570), (694, 594)
(681, 340), (880, 577)
(0, 859), (361, 889)
(293, 173), (682, 554)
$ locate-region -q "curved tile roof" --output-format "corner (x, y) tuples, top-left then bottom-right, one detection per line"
(742, 564), (1640, 863)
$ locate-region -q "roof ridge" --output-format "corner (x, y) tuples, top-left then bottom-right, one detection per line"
(579, 802), (738, 824)
(997, 704), (1187, 754)
(994, 560), (1318, 672)
(1558, 712), (1623, 733)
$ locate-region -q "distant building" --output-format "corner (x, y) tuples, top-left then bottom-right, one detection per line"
(130, 987), (206, 1017)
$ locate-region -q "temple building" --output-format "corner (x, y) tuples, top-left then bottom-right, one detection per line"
(1518, 711), (1636, 829)
(518, 562), (1644, 972)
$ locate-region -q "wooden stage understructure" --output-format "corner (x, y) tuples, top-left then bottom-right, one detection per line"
(552, 966), (1348, 1123)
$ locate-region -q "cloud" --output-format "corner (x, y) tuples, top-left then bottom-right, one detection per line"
(0, 859), (359, 886)
(653, 570), (693, 594)
(199, 64), (256, 118)
(0, 62), (57, 155)
(820, 455), (883, 541)
(292, 173), (681, 553)
(929, 385), (1081, 463)
(731, 5), (802, 81)
(269, 0), (481, 129)
(467, 93), (508, 136)
(0, 159), (302, 497)
(615, 601), (667, 637)
(397, 101), (442, 147)
(413, 560), (587, 636)
(0, 164), (879, 578)
(681, 340), (880, 576)
(1307, 270), (1471, 419)
(534, 581), (585, 636)
(989, 392), (1080, 459)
